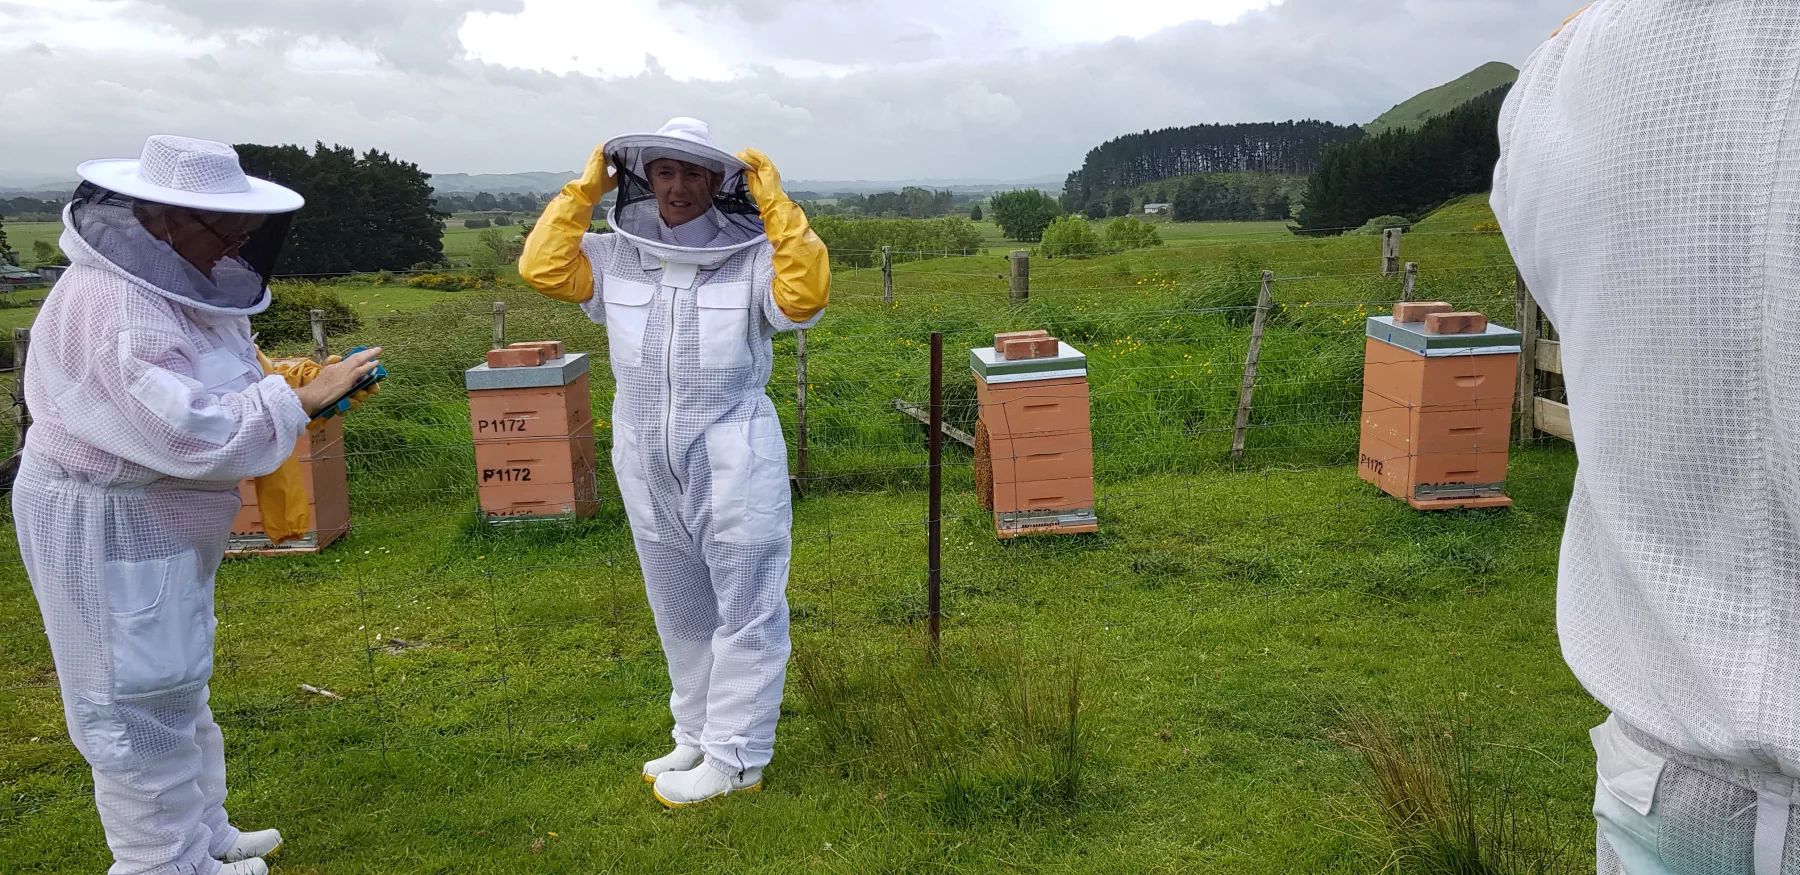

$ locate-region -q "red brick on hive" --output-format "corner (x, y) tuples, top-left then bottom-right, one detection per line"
(1424, 312), (1489, 335)
(487, 347), (544, 369)
(1393, 301), (1454, 323)
(508, 341), (565, 360)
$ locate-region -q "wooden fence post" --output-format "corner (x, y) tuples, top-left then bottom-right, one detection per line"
(1401, 262), (1417, 302)
(310, 309), (328, 364)
(1383, 228), (1401, 277)
(1514, 270), (1540, 445)
(795, 328), (808, 482)
(881, 245), (894, 307)
(492, 301), (507, 350)
(1009, 250), (1030, 303)
(13, 328), (29, 447)
(1231, 271), (1275, 462)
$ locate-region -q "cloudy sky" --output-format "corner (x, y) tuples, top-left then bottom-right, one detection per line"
(0, 0), (1572, 182)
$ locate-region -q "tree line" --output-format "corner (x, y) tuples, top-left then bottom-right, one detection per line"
(1295, 84), (1510, 233)
(803, 186), (962, 219)
(0, 196), (62, 220)
(1062, 120), (1360, 215)
(236, 142), (446, 275)
(432, 191), (549, 215)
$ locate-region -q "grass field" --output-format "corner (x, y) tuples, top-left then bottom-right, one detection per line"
(0, 199), (1596, 873)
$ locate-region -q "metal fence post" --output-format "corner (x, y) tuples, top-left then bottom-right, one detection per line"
(310, 309), (328, 364)
(927, 331), (943, 653)
(1009, 250), (1029, 303)
(881, 245), (894, 307)
(1231, 271), (1275, 462)
(492, 301), (507, 350)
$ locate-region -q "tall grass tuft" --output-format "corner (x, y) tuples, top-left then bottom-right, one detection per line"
(791, 641), (1092, 827)
(1340, 708), (1577, 875)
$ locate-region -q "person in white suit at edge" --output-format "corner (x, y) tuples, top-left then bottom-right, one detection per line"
(519, 118), (829, 807)
(1497, 3), (1800, 873)
(14, 135), (381, 875)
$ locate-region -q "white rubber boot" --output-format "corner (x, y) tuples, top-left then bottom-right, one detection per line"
(652, 761), (762, 808)
(220, 858), (269, 875)
(223, 829), (282, 862)
(642, 744), (704, 784)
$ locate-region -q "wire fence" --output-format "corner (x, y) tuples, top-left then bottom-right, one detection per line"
(0, 225), (1577, 826)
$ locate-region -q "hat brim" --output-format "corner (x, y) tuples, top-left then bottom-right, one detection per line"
(605, 133), (748, 174)
(76, 159), (306, 214)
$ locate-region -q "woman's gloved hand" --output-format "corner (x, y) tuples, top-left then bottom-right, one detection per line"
(519, 142), (611, 304)
(737, 148), (830, 323)
(292, 347), (383, 419)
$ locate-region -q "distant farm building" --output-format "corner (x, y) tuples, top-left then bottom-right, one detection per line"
(1143, 203), (1172, 215)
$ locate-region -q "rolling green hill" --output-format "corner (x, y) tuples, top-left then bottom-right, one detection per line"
(1365, 61), (1519, 136)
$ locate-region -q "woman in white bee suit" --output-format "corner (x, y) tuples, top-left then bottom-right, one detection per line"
(14, 135), (381, 875)
(1495, 4), (1800, 873)
(519, 118), (828, 807)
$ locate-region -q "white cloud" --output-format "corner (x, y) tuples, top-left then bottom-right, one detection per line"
(0, 0), (1567, 182)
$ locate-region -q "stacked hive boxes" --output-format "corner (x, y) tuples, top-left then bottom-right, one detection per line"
(466, 342), (599, 521)
(972, 331), (1099, 538)
(229, 415), (349, 555)
(1358, 302), (1521, 510)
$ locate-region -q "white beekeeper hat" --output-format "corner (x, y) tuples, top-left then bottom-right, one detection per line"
(76, 135), (305, 214)
(606, 117), (748, 175)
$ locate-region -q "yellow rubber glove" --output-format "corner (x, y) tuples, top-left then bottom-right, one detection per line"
(519, 143), (614, 304)
(1551, 4), (1588, 36)
(252, 347), (313, 546)
(319, 355), (380, 415)
(738, 148), (830, 323)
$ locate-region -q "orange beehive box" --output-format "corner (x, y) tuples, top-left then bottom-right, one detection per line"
(465, 350), (598, 521)
(1358, 317), (1521, 511)
(469, 377), (593, 443)
(228, 417), (350, 555)
(971, 339), (1098, 538)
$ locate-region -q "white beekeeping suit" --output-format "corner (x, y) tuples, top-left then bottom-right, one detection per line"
(519, 118), (830, 806)
(16, 136), (309, 875)
(1494, 2), (1800, 872)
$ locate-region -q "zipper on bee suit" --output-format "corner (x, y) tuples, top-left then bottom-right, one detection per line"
(660, 261), (701, 541)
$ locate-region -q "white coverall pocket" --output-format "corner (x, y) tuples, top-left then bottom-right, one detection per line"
(610, 421), (662, 544)
(603, 279), (656, 368)
(696, 281), (753, 370)
(706, 416), (792, 544)
(104, 550), (211, 698)
(1592, 716), (1665, 816)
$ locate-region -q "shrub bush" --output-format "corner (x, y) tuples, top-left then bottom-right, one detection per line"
(1473, 221), (1502, 235)
(1104, 217), (1163, 252)
(1350, 215), (1412, 236)
(464, 217), (491, 229)
(810, 216), (985, 268)
(1039, 216), (1110, 259)
(252, 284), (363, 346)
(408, 273), (481, 291)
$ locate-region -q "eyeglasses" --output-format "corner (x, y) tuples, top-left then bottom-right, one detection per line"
(189, 211), (254, 252)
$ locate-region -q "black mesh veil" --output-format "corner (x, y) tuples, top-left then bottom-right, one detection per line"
(610, 154), (760, 217)
(69, 181), (297, 296)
